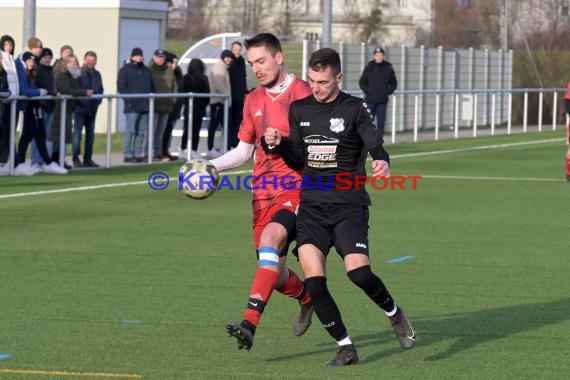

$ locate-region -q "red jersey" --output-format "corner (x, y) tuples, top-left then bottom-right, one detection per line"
(565, 81), (570, 100)
(238, 75), (312, 210)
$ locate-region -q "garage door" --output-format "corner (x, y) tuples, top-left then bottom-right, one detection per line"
(119, 18), (161, 66)
(117, 18), (161, 131)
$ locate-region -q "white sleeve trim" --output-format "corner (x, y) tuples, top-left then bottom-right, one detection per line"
(210, 141), (255, 171)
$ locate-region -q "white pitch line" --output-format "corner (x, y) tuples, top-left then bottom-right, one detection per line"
(391, 138), (564, 159)
(0, 180), (149, 199)
(0, 137), (565, 200)
(421, 174), (565, 182)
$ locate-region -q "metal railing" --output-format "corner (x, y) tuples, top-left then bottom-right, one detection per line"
(1, 88), (568, 176)
(346, 87), (568, 144)
(1, 92), (230, 176)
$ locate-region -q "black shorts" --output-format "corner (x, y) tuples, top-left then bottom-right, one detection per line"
(296, 203), (369, 258)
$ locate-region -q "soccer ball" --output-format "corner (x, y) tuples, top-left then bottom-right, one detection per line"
(178, 159), (220, 199)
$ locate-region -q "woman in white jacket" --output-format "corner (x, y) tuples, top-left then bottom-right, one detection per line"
(0, 35), (21, 174)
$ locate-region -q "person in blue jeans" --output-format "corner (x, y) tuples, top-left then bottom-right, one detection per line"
(358, 47), (397, 138)
(117, 47), (154, 163)
(73, 50), (103, 168)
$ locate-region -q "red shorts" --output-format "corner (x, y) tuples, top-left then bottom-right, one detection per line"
(252, 193), (301, 249)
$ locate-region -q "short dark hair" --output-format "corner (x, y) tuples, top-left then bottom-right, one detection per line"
(231, 41), (242, 47)
(308, 48), (341, 76)
(244, 33), (282, 56)
(84, 50), (97, 59)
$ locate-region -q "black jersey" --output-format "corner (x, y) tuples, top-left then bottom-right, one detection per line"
(287, 91), (385, 205)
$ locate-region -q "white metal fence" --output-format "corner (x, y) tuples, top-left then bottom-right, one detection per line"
(1, 87), (568, 176)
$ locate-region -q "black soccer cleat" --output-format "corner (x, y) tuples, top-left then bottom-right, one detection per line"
(226, 320), (255, 350)
(292, 302), (315, 337)
(388, 307), (416, 349)
(324, 344), (359, 367)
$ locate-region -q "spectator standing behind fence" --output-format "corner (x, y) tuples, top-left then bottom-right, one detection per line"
(149, 49), (177, 162)
(207, 50), (233, 158)
(0, 35), (19, 175)
(15, 52), (67, 175)
(30, 47), (55, 169)
(73, 50), (104, 168)
(564, 81), (570, 181)
(180, 58), (210, 160)
(358, 47), (397, 138)
(51, 55), (93, 169)
(53, 45), (73, 73)
(162, 52), (183, 161)
(229, 41), (248, 150)
(117, 47), (154, 163)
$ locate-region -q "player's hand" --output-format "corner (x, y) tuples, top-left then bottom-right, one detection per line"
(566, 148), (570, 159)
(264, 127), (282, 147)
(372, 160), (390, 178)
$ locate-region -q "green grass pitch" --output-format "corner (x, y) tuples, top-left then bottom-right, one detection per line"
(0, 130), (568, 379)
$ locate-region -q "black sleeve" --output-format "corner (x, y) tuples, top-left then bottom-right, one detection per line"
(358, 67), (369, 93)
(355, 100), (383, 148)
(387, 68), (398, 95)
(277, 105), (305, 170)
(368, 143), (390, 165)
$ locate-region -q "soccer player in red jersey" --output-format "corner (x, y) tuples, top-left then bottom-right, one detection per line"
(209, 33), (314, 350)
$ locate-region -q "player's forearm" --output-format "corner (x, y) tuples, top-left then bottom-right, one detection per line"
(277, 137), (304, 170)
(210, 141), (255, 171)
(368, 143), (390, 166)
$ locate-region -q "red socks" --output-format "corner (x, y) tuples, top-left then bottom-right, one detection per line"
(277, 268), (311, 305)
(243, 268), (311, 327)
(243, 268), (279, 326)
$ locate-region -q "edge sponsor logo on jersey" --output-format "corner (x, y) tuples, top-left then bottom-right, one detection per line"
(308, 145), (337, 154)
(300, 121), (310, 126)
(329, 117), (345, 133)
(355, 242), (367, 249)
(308, 144), (337, 163)
(303, 135), (340, 144)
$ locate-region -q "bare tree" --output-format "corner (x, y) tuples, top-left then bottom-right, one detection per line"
(433, 0), (482, 48)
(186, 0), (212, 40)
(273, 0), (303, 37)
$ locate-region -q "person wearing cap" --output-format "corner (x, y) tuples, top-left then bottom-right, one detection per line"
(207, 49), (234, 158)
(358, 47), (397, 137)
(14, 52), (68, 175)
(30, 47), (56, 168)
(0, 35), (20, 174)
(148, 48), (177, 161)
(117, 47), (154, 163)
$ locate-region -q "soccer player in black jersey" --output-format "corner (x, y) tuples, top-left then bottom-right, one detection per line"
(263, 48), (416, 367)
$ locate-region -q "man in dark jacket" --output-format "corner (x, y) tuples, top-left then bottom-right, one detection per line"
(358, 47), (397, 137)
(117, 47), (154, 162)
(228, 41), (248, 149)
(73, 50), (104, 168)
(30, 47), (55, 167)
